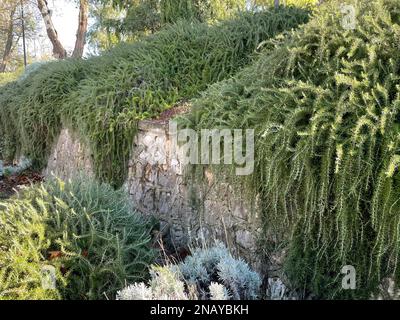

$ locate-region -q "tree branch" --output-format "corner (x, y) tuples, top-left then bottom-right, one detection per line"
(72, 0), (89, 58)
(37, 0), (67, 59)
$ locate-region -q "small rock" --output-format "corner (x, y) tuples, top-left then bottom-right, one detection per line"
(236, 230), (256, 250)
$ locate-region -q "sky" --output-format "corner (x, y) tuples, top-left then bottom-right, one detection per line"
(50, 0), (81, 52)
(26, 0), (88, 59)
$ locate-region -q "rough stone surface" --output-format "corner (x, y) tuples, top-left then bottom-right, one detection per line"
(44, 123), (262, 268)
(44, 128), (93, 180)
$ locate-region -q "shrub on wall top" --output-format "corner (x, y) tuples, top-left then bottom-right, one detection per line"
(0, 7), (310, 188)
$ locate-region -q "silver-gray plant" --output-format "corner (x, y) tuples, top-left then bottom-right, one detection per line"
(118, 242), (261, 300)
(178, 242), (261, 300)
(116, 266), (189, 300)
(209, 282), (230, 300)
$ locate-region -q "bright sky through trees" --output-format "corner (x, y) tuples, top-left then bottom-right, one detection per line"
(30, 0), (90, 57)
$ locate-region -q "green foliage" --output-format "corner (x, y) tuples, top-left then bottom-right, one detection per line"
(184, 0), (400, 298)
(0, 8), (309, 188)
(251, 0), (318, 9)
(0, 70), (20, 86)
(0, 81), (23, 162)
(0, 177), (155, 300)
(92, 0), (246, 45)
(89, 0), (161, 47)
(0, 0), (39, 73)
(122, 0), (161, 34)
(0, 139), (4, 160)
(160, 0), (245, 24)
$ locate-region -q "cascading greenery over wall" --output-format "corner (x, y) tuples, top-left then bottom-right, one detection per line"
(183, 0), (400, 298)
(0, 7), (309, 188)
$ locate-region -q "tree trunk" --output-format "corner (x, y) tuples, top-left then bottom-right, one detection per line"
(274, 0), (280, 9)
(37, 0), (67, 59)
(0, 5), (16, 73)
(72, 0), (89, 58)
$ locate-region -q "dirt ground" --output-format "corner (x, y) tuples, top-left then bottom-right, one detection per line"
(0, 170), (43, 199)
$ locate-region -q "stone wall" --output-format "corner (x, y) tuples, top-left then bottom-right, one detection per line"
(44, 122), (263, 270)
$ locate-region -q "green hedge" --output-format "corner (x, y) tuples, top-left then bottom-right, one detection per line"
(0, 8), (309, 187)
(184, 0), (400, 298)
(0, 177), (155, 300)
